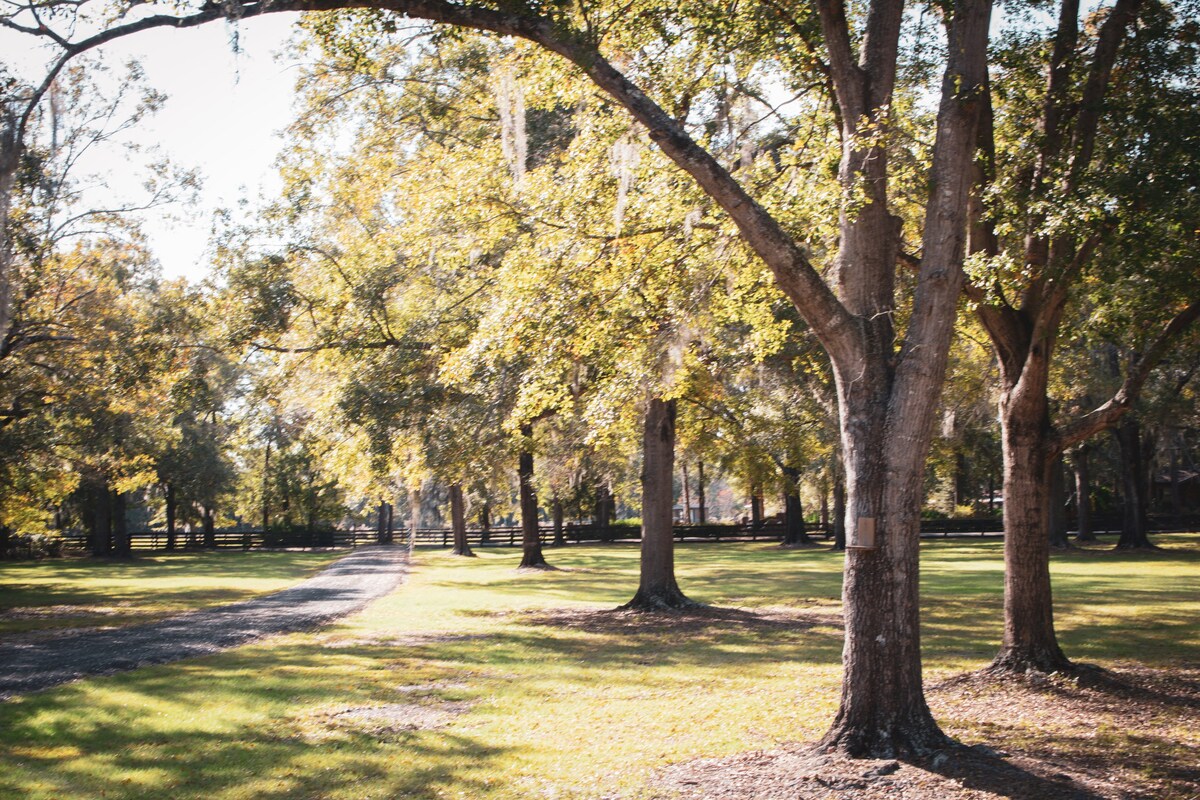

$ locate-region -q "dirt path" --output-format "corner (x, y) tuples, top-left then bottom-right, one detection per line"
(0, 545), (408, 700)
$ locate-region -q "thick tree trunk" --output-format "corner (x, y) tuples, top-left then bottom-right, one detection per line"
(696, 461), (707, 524)
(90, 485), (112, 557)
(1048, 454), (1069, 549)
(449, 484), (474, 556)
(622, 398), (694, 610)
(112, 491), (131, 558)
(165, 483), (177, 551)
(750, 486), (764, 530)
(594, 483), (612, 539)
(551, 498), (565, 546)
(478, 501), (490, 544)
(781, 465), (813, 546)
(518, 423), (550, 568)
(1072, 447), (1095, 542)
(1114, 417), (1154, 549)
(377, 500), (388, 544)
(990, 383), (1072, 674)
(385, 501), (394, 544)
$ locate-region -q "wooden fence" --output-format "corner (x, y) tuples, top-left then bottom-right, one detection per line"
(53, 513), (1200, 554)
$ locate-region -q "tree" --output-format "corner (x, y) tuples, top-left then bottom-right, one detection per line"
(3, 0), (990, 756)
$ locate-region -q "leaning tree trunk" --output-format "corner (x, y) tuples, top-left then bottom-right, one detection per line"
(518, 423), (550, 568)
(622, 398), (694, 610)
(990, 379), (1073, 674)
(1114, 417), (1154, 549)
(449, 484), (474, 557)
(1072, 447), (1095, 542)
(781, 464), (813, 546)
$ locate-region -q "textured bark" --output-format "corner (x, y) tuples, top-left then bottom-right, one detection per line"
(622, 398), (694, 611)
(409, 488), (421, 550)
(449, 484), (474, 557)
(781, 465), (812, 546)
(1114, 418), (1154, 549)
(518, 424), (549, 569)
(0, 110), (17, 348)
(1073, 448), (1094, 542)
(696, 461), (707, 524)
(832, 476), (847, 551)
(681, 464), (691, 524)
(751, 487), (764, 530)
(990, 381), (1072, 674)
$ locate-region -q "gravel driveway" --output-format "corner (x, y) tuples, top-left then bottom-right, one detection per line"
(0, 545), (408, 700)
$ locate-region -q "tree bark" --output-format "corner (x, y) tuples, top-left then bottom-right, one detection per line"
(622, 398), (694, 610)
(1114, 417), (1154, 549)
(409, 488), (421, 550)
(696, 460), (707, 524)
(478, 500), (490, 544)
(90, 484), (112, 557)
(165, 483), (177, 551)
(518, 423), (550, 568)
(990, 379), (1072, 674)
(449, 483), (474, 556)
(751, 485), (764, 530)
(261, 440), (271, 534)
(681, 464), (691, 524)
(1072, 447), (1094, 542)
(832, 475), (846, 551)
(781, 465), (813, 546)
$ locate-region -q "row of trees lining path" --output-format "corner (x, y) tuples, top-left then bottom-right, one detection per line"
(0, 546), (408, 700)
(2, 0), (1198, 761)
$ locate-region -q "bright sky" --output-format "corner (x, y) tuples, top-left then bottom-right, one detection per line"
(7, 14), (306, 282)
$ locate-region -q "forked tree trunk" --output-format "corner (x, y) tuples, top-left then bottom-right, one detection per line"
(449, 484), (474, 557)
(781, 464), (813, 546)
(1073, 447), (1095, 542)
(622, 398), (694, 611)
(990, 382), (1072, 674)
(1114, 417), (1154, 549)
(518, 423), (550, 568)
(165, 483), (178, 551)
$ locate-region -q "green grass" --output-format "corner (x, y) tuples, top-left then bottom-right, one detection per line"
(0, 550), (343, 635)
(1, 536), (1197, 799)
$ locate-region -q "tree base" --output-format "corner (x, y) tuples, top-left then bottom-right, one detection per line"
(451, 549), (476, 557)
(819, 711), (953, 759)
(618, 587), (700, 612)
(1113, 541), (1159, 551)
(985, 646), (1074, 677)
(517, 559), (557, 571)
(779, 539), (819, 549)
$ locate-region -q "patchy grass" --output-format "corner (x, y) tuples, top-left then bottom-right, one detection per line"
(0, 550), (343, 636)
(0, 535), (1197, 799)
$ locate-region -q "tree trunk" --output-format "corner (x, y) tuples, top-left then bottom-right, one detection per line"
(781, 464), (813, 546)
(750, 486), (764, 530)
(622, 398), (694, 610)
(681, 464), (691, 524)
(594, 483), (611, 539)
(202, 506), (215, 549)
(696, 460), (707, 524)
(1168, 441), (1183, 526)
(165, 483), (177, 551)
(1048, 454), (1069, 549)
(518, 423), (550, 568)
(478, 501), (490, 544)
(449, 483), (474, 556)
(261, 440), (271, 534)
(410, 488), (421, 550)
(0, 114), (18, 347)
(385, 501), (394, 544)
(552, 498), (565, 546)
(832, 474), (846, 551)
(989, 381), (1072, 674)
(377, 499), (387, 544)
(1072, 447), (1095, 542)
(112, 491), (131, 558)
(1114, 417), (1154, 549)
(90, 485), (112, 557)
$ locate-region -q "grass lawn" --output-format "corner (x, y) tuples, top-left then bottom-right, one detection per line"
(0, 536), (1197, 799)
(0, 550), (344, 636)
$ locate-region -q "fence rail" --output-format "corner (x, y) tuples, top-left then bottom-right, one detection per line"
(49, 513), (1200, 555)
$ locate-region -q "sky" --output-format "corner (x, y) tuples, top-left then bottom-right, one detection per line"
(7, 14), (306, 282)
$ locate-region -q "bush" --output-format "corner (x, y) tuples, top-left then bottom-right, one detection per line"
(2, 531), (65, 560)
